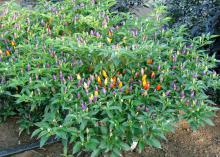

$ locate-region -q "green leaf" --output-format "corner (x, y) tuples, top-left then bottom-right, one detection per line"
(91, 149), (100, 157)
(120, 142), (130, 151)
(40, 135), (49, 147)
(203, 118), (215, 126)
(148, 138), (161, 149)
(72, 141), (81, 154)
(31, 129), (41, 138)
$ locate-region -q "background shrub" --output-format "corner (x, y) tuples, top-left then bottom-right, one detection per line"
(0, 0), (219, 156)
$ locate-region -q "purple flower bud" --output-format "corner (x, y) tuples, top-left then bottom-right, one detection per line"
(172, 54), (177, 62)
(89, 98), (93, 104)
(186, 45), (192, 49)
(90, 30), (94, 36)
(180, 91), (185, 99)
(105, 15), (109, 22)
(96, 32), (101, 38)
(0, 57), (2, 62)
(173, 83), (177, 91)
(191, 90), (195, 98)
(119, 88), (124, 93)
(157, 65), (161, 71)
(93, 96), (97, 102)
(53, 75), (56, 80)
(59, 71), (64, 80)
(129, 86), (133, 91)
(90, 75), (94, 81)
(26, 64), (31, 71)
(87, 79), (91, 86)
(102, 87), (107, 94)
(112, 91), (116, 95)
(160, 77), (163, 83)
(131, 29), (138, 37)
(81, 102), (87, 110)
(102, 19), (107, 27)
(68, 75), (73, 81)
(29, 77), (32, 83)
(95, 86), (98, 91)
(202, 70), (207, 75)
(76, 93), (80, 99)
(193, 73), (198, 78)
(46, 63), (50, 68)
(80, 3), (84, 7)
(85, 89), (89, 95)
(36, 74), (39, 80)
(91, 0), (96, 4)
(166, 90), (171, 96)
(145, 107), (149, 112)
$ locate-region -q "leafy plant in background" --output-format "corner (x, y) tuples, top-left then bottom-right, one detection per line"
(162, 0), (220, 36)
(160, 0), (220, 103)
(0, 0), (220, 156)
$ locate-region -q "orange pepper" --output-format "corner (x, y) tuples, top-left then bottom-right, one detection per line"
(97, 76), (102, 86)
(108, 30), (113, 37)
(110, 83), (115, 89)
(112, 76), (117, 84)
(5, 50), (10, 56)
(151, 72), (155, 78)
(156, 84), (161, 90)
(147, 58), (153, 64)
(144, 82), (150, 90)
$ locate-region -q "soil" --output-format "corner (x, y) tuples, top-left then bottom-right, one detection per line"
(0, 111), (219, 157)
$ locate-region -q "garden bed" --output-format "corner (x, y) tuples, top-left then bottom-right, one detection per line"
(0, 111), (220, 157)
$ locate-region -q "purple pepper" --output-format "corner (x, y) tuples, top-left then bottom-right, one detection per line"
(96, 32), (101, 38)
(90, 30), (94, 36)
(112, 91), (116, 95)
(102, 87), (107, 94)
(81, 102), (87, 111)
(119, 88), (124, 93)
(53, 75), (57, 81)
(191, 90), (195, 98)
(27, 64), (31, 71)
(145, 107), (149, 112)
(93, 96), (97, 102)
(77, 93), (81, 99)
(59, 71), (64, 80)
(157, 65), (161, 71)
(180, 91), (185, 99)
(166, 90), (171, 96)
(129, 86), (133, 91)
(46, 63), (50, 68)
(172, 54), (177, 62)
(36, 74), (39, 80)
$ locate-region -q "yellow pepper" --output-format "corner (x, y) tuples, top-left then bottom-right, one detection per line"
(102, 70), (108, 78)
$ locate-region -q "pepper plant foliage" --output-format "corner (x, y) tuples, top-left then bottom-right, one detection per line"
(0, 0), (219, 156)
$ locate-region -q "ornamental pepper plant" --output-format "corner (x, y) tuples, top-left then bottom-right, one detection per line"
(0, 0), (219, 156)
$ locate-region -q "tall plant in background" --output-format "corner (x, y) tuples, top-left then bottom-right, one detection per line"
(0, 0), (219, 156)
(163, 0), (220, 36)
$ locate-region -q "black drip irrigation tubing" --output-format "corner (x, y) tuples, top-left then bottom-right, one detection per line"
(0, 137), (60, 157)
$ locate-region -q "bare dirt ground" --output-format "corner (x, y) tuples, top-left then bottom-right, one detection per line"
(0, 111), (220, 157)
